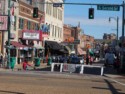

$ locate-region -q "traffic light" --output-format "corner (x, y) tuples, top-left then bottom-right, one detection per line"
(89, 8), (94, 19)
(33, 7), (38, 18)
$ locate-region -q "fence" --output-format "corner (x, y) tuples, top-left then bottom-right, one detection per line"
(51, 63), (104, 76)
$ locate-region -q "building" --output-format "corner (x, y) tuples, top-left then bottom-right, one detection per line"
(103, 33), (116, 40)
(1, 0), (44, 64)
(0, 0), (7, 54)
(62, 24), (74, 54)
(40, 0), (64, 43)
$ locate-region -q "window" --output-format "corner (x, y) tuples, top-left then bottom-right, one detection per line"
(19, 18), (24, 29)
(27, 20), (31, 30)
(35, 23), (39, 30)
(14, 16), (16, 31)
(55, 26), (56, 37)
(52, 25), (54, 37)
(60, 28), (62, 38)
(58, 27), (60, 38)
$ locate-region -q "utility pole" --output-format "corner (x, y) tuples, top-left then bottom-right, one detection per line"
(117, 16), (119, 45)
(109, 16), (119, 45)
(7, 0), (11, 68)
(121, 1), (125, 72)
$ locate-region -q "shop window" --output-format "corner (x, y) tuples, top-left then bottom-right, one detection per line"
(14, 16), (16, 31)
(35, 23), (39, 30)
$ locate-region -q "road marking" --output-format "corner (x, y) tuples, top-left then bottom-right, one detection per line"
(109, 78), (125, 86)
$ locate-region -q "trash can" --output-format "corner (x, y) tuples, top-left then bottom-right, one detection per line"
(34, 57), (40, 67)
(47, 57), (52, 65)
(10, 57), (16, 69)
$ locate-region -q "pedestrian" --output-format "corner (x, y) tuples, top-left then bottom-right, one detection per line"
(90, 56), (93, 65)
(114, 56), (120, 73)
(86, 56), (89, 65)
(22, 60), (32, 70)
(0, 53), (3, 67)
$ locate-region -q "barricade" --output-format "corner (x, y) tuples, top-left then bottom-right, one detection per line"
(80, 65), (104, 76)
(51, 63), (104, 76)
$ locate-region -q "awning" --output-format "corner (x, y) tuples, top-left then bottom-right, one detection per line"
(10, 41), (27, 49)
(77, 47), (86, 55)
(65, 46), (71, 54)
(34, 44), (44, 49)
(45, 41), (62, 50)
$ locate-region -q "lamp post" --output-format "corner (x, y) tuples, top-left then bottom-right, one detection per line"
(109, 16), (119, 45)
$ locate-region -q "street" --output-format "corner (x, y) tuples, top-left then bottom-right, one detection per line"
(0, 71), (124, 94)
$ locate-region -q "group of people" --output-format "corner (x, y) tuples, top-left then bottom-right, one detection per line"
(104, 49), (121, 73)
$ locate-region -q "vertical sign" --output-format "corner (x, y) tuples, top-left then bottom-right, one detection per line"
(0, 15), (8, 31)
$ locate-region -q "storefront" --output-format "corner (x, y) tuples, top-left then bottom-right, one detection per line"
(18, 30), (43, 63)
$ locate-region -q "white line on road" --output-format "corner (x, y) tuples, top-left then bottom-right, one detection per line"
(108, 78), (125, 86)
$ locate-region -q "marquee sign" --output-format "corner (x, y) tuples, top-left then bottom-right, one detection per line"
(0, 15), (8, 31)
(22, 30), (42, 40)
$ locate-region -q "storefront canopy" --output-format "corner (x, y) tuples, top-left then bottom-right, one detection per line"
(10, 41), (27, 49)
(45, 41), (62, 50)
(34, 43), (44, 49)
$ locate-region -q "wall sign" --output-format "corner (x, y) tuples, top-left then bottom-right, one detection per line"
(23, 32), (40, 40)
(0, 15), (8, 31)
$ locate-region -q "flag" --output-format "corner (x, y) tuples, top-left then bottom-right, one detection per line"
(10, 6), (15, 25)
(11, 6), (14, 16)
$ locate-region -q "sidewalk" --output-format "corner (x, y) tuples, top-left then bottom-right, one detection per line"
(0, 63), (50, 71)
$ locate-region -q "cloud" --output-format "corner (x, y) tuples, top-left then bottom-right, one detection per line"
(64, 17), (122, 27)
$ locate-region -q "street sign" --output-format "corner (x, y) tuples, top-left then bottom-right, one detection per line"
(53, 3), (62, 7)
(97, 5), (120, 11)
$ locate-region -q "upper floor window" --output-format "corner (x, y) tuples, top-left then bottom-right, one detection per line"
(19, 18), (24, 29)
(35, 23), (39, 30)
(27, 20), (31, 30)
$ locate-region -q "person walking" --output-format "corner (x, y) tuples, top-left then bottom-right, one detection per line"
(90, 56), (93, 65)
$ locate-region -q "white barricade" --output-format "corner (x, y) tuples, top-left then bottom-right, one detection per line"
(80, 65), (104, 76)
(51, 63), (63, 72)
(51, 63), (104, 76)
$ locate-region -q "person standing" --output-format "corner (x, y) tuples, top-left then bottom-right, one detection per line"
(0, 53), (3, 67)
(86, 56), (89, 65)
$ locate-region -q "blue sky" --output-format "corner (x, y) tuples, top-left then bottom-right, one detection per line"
(64, 0), (124, 39)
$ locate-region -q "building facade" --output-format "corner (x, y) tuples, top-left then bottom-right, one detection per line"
(43, 0), (64, 42)
(103, 33), (116, 40)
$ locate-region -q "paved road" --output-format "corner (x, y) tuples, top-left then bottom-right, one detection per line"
(0, 71), (125, 94)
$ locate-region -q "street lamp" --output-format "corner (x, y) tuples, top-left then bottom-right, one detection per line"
(109, 16), (119, 45)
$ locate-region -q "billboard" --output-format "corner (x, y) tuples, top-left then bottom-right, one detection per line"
(0, 15), (8, 31)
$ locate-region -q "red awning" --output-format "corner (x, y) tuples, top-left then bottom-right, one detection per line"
(11, 41), (27, 49)
(77, 47), (86, 55)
